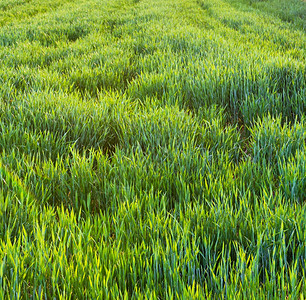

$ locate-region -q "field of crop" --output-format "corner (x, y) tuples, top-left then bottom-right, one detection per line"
(0, 0), (305, 298)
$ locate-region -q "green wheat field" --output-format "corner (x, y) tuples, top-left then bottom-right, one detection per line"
(0, 0), (305, 298)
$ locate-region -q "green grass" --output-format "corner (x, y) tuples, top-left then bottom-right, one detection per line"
(0, 0), (305, 298)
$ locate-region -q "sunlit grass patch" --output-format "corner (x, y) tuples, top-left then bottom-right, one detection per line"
(0, 0), (305, 297)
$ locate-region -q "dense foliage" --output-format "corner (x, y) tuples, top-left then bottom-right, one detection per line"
(0, 0), (305, 298)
